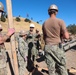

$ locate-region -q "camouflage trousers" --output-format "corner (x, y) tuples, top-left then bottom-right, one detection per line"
(32, 46), (38, 61)
(44, 44), (68, 75)
(0, 48), (7, 75)
(18, 60), (28, 75)
(28, 43), (38, 61)
(0, 67), (7, 75)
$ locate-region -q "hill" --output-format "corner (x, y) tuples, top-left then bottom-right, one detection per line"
(0, 17), (42, 32)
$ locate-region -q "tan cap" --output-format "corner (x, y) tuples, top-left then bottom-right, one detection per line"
(0, 2), (4, 12)
(19, 30), (27, 36)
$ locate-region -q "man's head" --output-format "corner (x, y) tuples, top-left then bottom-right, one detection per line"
(0, 24), (2, 31)
(19, 30), (27, 38)
(36, 29), (39, 33)
(30, 23), (35, 31)
(48, 4), (58, 16)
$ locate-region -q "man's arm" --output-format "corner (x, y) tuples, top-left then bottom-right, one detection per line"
(62, 30), (69, 39)
(18, 39), (28, 61)
(60, 20), (69, 39)
(0, 28), (15, 44)
(42, 23), (46, 40)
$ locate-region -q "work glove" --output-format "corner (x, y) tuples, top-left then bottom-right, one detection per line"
(8, 28), (15, 36)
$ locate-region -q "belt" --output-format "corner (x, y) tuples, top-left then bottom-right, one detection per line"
(46, 43), (59, 45)
(46, 43), (62, 48)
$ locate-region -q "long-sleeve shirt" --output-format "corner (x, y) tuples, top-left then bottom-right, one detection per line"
(18, 37), (28, 60)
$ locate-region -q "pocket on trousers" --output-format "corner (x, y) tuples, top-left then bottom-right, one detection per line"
(60, 57), (66, 65)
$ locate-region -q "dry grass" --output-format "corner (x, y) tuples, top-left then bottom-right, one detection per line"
(0, 17), (42, 32)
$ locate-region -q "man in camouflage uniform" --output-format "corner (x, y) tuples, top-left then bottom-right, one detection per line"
(17, 30), (28, 75)
(26, 24), (38, 66)
(0, 24), (15, 75)
(35, 29), (41, 55)
(42, 4), (69, 75)
(0, 2), (15, 75)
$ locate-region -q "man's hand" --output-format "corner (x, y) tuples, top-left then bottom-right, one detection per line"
(7, 28), (15, 37)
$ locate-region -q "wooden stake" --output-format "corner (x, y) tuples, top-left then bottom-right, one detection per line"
(6, 0), (19, 75)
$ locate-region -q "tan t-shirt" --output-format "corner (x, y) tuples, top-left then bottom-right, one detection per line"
(42, 17), (67, 45)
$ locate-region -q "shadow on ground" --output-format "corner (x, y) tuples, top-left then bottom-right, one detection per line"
(68, 72), (75, 75)
(67, 69), (76, 75)
(32, 68), (43, 75)
(32, 68), (76, 75)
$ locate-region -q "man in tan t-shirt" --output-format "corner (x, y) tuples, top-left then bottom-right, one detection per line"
(42, 4), (69, 75)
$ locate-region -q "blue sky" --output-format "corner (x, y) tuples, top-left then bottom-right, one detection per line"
(0, 0), (76, 26)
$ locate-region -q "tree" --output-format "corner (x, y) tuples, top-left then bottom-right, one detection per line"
(15, 17), (21, 22)
(1, 14), (6, 22)
(6, 14), (8, 18)
(37, 21), (39, 24)
(19, 15), (21, 17)
(4, 11), (8, 18)
(26, 13), (29, 18)
(36, 20), (42, 24)
(67, 24), (76, 34)
(31, 17), (33, 20)
(24, 18), (31, 23)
